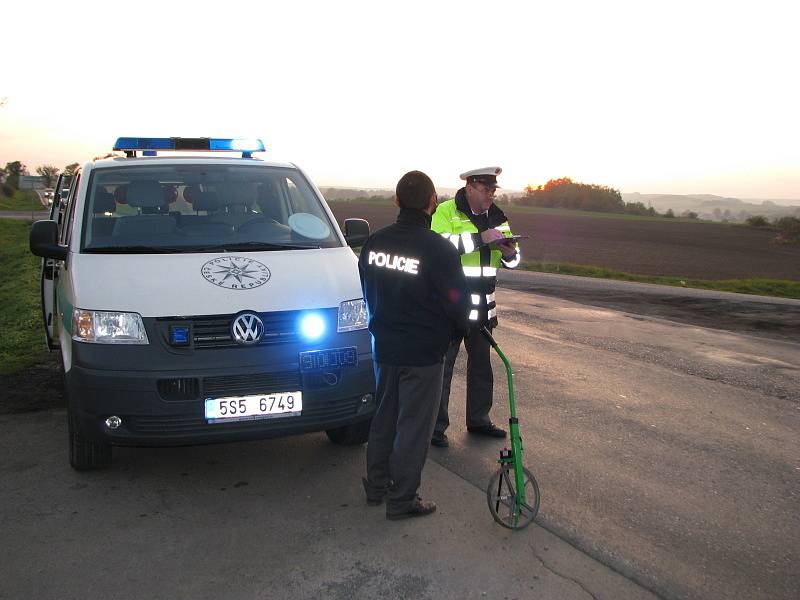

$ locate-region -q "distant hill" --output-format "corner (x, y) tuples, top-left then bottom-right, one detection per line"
(319, 186), (518, 202)
(622, 193), (800, 222)
(320, 186), (800, 223)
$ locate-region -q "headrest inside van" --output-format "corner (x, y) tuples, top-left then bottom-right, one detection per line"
(127, 181), (167, 208)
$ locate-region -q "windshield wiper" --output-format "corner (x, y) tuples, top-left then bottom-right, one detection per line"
(206, 242), (320, 252)
(83, 245), (193, 254)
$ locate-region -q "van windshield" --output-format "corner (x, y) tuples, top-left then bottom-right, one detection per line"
(80, 165), (341, 252)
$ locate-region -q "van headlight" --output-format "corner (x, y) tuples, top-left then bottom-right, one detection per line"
(72, 309), (149, 344)
(337, 299), (368, 332)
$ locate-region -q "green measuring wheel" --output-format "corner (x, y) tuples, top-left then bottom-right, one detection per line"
(480, 326), (541, 530)
(486, 462), (540, 529)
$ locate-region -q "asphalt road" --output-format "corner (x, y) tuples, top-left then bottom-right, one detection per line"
(2, 271), (798, 599)
(435, 278), (800, 600)
(1, 209), (49, 221)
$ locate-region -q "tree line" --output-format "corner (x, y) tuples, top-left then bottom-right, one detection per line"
(520, 177), (676, 217)
(0, 161), (79, 197)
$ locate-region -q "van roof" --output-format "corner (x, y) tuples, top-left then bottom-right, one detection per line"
(91, 156), (296, 170)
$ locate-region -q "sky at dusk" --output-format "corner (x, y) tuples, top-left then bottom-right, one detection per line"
(2, 0), (798, 202)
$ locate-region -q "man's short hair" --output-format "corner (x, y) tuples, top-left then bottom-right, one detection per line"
(396, 171), (435, 210)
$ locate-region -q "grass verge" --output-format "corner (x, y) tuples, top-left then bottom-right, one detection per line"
(520, 261), (800, 299)
(0, 219), (50, 376)
(0, 190), (44, 211)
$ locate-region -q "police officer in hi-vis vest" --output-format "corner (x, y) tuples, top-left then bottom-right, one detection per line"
(430, 167), (521, 447)
(359, 170), (469, 520)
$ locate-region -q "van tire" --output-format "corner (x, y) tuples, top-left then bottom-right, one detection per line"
(325, 419), (371, 445)
(68, 413), (112, 471)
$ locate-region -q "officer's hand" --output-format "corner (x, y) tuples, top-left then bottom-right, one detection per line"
(480, 229), (504, 245)
(497, 238), (517, 259)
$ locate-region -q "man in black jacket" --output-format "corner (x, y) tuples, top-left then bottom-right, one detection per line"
(359, 170), (469, 520)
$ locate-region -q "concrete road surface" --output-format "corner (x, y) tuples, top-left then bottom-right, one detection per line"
(0, 411), (654, 600)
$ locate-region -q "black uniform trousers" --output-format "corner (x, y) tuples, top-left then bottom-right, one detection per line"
(435, 326), (494, 434)
(365, 361), (443, 513)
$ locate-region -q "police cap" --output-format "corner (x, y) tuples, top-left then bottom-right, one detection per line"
(460, 166), (502, 189)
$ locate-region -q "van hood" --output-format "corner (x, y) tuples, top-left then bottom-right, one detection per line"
(70, 248), (362, 317)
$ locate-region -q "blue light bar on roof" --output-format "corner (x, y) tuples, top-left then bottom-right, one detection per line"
(112, 137), (265, 157)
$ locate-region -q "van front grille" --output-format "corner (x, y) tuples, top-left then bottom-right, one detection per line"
(158, 377), (200, 401)
(203, 371), (301, 397)
(156, 308), (337, 350)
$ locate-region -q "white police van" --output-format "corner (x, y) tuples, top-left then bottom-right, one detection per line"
(30, 137), (375, 470)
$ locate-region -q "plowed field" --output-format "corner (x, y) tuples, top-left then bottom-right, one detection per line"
(329, 202), (800, 281)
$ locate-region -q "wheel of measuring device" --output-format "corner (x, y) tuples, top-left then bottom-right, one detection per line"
(486, 465), (540, 529)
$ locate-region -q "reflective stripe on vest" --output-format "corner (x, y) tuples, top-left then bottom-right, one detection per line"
(502, 253), (520, 268)
(462, 266), (497, 277)
(440, 231), (476, 254)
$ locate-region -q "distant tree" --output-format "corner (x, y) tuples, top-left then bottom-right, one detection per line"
(35, 164), (60, 187)
(623, 201), (653, 216)
(63, 162), (80, 176)
(712, 208), (723, 220)
(774, 216), (800, 244)
(681, 210), (699, 219)
(745, 215), (769, 228)
(522, 177), (624, 213)
(664, 209), (675, 218)
(3, 161), (28, 191)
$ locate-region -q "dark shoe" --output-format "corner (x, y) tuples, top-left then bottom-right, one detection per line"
(430, 431), (449, 448)
(467, 423), (507, 438)
(362, 477), (388, 506)
(386, 497), (437, 520)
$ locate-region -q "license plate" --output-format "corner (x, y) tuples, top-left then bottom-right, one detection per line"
(204, 391), (302, 423)
(299, 347), (358, 371)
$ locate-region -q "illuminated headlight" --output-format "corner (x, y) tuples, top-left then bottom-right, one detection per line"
(72, 309), (149, 344)
(299, 313), (326, 341)
(337, 299), (368, 332)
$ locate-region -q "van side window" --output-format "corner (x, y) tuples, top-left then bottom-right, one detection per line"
(60, 173), (81, 246)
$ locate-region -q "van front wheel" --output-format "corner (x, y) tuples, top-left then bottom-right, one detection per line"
(68, 413), (112, 471)
(325, 419), (371, 445)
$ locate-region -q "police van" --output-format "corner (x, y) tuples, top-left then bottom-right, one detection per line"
(30, 137), (375, 470)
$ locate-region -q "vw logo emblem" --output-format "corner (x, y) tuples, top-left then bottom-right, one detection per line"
(231, 312), (264, 345)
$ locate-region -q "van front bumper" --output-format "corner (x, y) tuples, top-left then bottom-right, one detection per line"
(65, 334), (376, 446)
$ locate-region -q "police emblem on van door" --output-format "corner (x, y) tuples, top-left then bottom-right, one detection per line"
(231, 312), (264, 345)
(201, 257), (270, 289)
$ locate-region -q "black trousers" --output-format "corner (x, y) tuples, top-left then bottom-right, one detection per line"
(435, 327), (494, 434)
(365, 362), (443, 513)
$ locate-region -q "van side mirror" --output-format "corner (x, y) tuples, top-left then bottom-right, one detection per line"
(344, 218), (370, 247)
(30, 220), (68, 260)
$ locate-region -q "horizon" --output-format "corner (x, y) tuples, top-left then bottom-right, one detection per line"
(2, 1), (797, 203)
(311, 184), (800, 206)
